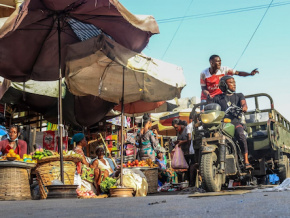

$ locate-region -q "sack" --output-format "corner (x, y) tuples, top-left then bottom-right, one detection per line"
(117, 169), (148, 197)
(81, 165), (94, 183)
(171, 146), (189, 169)
(74, 171), (82, 188)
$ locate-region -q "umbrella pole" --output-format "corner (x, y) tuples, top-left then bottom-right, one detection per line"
(133, 115), (136, 160)
(57, 16), (64, 184)
(120, 67), (125, 187)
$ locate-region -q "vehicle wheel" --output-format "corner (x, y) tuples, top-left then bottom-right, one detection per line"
(200, 152), (222, 192)
(278, 155), (290, 182)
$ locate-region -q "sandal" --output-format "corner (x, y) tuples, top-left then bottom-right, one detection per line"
(245, 164), (254, 170)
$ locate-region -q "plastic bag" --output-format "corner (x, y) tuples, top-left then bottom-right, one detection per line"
(116, 169), (148, 197)
(74, 171), (82, 188)
(189, 141), (195, 154)
(171, 146), (189, 169)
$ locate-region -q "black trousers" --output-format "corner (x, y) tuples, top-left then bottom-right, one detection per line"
(184, 154), (196, 186)
(234, 123), (248, 154)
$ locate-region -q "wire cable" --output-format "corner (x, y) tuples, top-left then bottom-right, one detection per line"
(234, 0), (274, 68)
(161, 0), (194, 59)
(157, 1), (289, 24)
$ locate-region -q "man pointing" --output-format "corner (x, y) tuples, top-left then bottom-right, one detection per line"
(200, 54), (259, 109)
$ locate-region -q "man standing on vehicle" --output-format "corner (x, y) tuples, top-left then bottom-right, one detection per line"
(213, 76), (253, 169)
(200, 55), (259, 110)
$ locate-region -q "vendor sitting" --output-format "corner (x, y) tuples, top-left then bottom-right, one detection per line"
(91, 147), (114, 195)
(155, 146), (177, 184)
(0, 125), (27, 158)
(72, 133), (100, 194)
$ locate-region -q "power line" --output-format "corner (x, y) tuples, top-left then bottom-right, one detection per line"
(157, 1), (289, 24)
(234, 0), (274, 68)
(161, 0), (194, 60)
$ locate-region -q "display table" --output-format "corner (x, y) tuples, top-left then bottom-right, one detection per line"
(0, 161), (36, 201)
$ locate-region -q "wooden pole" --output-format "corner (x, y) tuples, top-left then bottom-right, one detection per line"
(120, 67), (125, 186)
(57, 16), (64, 184)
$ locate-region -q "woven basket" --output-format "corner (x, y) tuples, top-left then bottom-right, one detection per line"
(37, 156), (82, 164)
(0, 167), (31, 201)
(139, 168), (158, 194)
(36, 161), (76, 199)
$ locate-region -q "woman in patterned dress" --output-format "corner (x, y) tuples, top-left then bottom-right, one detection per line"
(136, 114), (159, 162)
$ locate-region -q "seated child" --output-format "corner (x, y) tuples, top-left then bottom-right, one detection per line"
(155, 147), (177, 184)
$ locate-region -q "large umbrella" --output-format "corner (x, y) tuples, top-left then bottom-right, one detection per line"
(0, 0), (159, 81)
(113, 100), (178, 116)
(0, 0), (159, 183)
(65, 35), (186, 103)
(0, 78), (115, 127)
(65, 34), (186, 186)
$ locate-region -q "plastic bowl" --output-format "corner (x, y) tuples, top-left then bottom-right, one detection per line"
(6, 157), (16, 161)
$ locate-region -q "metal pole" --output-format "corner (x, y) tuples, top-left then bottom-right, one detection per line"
(133, 115), (136, 160)
(57, 16), (64, 184)
(120, 67), (125, 187)
(3, 103), (6, 117)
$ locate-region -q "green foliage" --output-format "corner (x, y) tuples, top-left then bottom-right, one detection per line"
(100, 177), (116, 193)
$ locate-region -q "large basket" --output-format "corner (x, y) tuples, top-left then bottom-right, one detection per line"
(37, 155), (82, 164)
(139, 168), (158, 194)
(36, 161), (76, 199)
(0, 167), (31, 200)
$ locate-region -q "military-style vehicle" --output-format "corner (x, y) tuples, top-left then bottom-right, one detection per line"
(191, 93), (290, 191)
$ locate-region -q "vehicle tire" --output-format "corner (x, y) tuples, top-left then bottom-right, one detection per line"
(278, 155), (290, 182)
(200, 152), (222, 192)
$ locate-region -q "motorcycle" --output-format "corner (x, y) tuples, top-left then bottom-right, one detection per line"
(192, 103), (251, 192)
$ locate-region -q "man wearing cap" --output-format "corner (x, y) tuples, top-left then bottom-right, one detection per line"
(213, 76), (252, 169)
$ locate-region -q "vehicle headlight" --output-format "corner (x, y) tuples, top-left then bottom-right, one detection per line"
(201, 111), (224, 124)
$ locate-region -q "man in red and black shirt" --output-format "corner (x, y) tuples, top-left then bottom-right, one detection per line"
(200, 55), (259, 109)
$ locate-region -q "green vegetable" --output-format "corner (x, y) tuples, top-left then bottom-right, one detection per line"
(100, 177), (117, 194)
(38, 155), (44, 160)
(46, 151), (53, 156)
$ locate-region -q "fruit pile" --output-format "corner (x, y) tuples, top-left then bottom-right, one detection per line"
(125, 159), (158, 168)
(63, 150), (82, 159)
(5, 149), (37, 163)
(32, 148), (55, 160)
(6, 149), (21, 161)
(76, 186), (98, 199)
(23, 154), (37, 163)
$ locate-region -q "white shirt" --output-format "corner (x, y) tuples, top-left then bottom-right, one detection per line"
(186, 123), (195, 154)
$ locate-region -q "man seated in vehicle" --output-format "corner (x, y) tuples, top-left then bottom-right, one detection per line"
(212, 75), (253, 169)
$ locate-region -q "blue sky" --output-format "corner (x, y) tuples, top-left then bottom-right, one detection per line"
(121, 0), (290, 120)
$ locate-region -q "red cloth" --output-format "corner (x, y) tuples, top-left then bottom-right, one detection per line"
(43, 131), (55, 150)
(106, 135), (113, 148)
(0, 139), (27, 158)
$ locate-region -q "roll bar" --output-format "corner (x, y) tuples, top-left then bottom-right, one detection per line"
(245, 93), (274, 110)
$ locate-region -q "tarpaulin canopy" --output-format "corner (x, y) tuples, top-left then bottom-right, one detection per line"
(0, 77), (66, 98)
(159, 109), (192, 126)
(66, 34), (186, 104)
